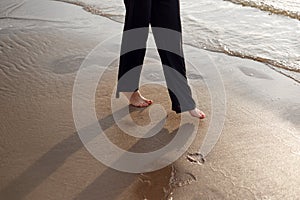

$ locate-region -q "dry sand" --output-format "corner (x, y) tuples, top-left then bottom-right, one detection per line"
(0, 0), (300, 199)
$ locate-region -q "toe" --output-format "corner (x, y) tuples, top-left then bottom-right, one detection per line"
(199, 111), (206, 119)
(200, 114), (205, 119)
(147, 100), (153, 105)
(135, 101), (149, 107)
(142, 101), (150, 107)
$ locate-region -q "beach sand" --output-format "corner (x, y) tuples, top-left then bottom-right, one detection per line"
(0, 0), (300, 199)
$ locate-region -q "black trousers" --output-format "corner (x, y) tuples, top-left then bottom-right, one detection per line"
(116, 0), (196, 113)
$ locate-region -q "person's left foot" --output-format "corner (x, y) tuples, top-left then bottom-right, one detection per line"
(189, 108), (206, 119)
(122, 90), (153, 108)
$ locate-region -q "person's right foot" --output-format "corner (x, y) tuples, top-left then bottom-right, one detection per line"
(188, 108), (206, 119)
(122, 90), (153, 108)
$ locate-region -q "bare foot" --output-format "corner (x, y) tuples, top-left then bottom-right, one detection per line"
(122, 90), (153, 107)
(189, 108), (206, 119)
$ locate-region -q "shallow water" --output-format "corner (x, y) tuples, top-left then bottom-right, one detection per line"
(226, 0), (300, 20)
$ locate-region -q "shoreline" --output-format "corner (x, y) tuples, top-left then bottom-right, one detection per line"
(0, 0), (300, 199)
(54, 0), (300, 83)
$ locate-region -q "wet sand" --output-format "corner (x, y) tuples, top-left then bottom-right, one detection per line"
(0, 0), (300, 199)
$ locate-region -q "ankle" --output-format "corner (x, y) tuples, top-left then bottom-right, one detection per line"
(122, 91), (135, 100)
